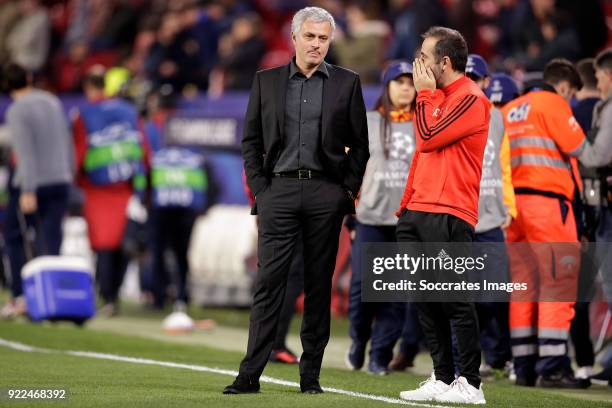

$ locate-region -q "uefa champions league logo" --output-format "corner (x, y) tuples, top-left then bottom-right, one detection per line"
(389, 131), (414, 161)
(482, 139), (496, 167)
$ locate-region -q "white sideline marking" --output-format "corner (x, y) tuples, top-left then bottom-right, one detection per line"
(0, 337), (449, 407)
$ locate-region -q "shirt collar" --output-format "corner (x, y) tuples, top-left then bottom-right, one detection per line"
(442, 75), (470, 96)
(289, 58), (329, 79)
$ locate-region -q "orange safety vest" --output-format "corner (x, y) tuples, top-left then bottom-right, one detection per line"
(501, 90), (585, 200)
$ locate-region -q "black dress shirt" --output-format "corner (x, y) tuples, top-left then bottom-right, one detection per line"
(273, 59), (328, 173)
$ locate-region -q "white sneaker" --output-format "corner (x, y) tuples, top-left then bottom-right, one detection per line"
(434, 376), (486, 405)
(575, 366), (594, 379)
(504, 360), (515, 379)
(0, 296), (27, 320)
(506, 361), (517, 382)
(479, 363), (492, 377)
(399, 373), (451, 401)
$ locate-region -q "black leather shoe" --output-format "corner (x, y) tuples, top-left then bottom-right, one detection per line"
(223, 375), (260, 394)
(515, 376), (536, 387)
(537, 372), (590, 389)
(300, 376), (324, 394)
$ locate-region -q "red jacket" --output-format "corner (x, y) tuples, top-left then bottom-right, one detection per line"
(398, 76), (490, 227)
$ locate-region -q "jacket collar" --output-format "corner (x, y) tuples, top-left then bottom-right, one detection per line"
(442, 75), (471, 96)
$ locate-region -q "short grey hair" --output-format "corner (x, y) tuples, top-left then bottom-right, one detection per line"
(291, 7), (336, 38)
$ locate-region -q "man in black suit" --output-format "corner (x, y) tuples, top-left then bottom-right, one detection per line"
(223, 6), (369, 395)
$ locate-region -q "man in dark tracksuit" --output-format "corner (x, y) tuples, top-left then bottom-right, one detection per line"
(223, 6), (369, 395)
(397, 27), (489, 405)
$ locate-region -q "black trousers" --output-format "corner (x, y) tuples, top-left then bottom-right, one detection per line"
(570, 302), (595, 367)
(396, 209), (481, 388)
(150, 208), (197, 307)
(96, 248), (129, 304)
(239, 177), (348, 379)
(6, 181), (69, 298)
(273, 231), (304, 350)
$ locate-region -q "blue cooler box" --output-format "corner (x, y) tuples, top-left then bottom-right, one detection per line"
(21, 256), (96, 322)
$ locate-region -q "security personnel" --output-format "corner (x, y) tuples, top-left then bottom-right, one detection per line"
(502, 59), (586, 388)
(347, 61), (418, 376)
(73, 65), (147, 316)
(466, 56), (517, 377)
(144, 103), (208, 310)
(576, 47), (612, 387)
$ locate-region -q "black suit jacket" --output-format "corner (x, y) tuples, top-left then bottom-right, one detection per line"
(242, 61), (370, 214)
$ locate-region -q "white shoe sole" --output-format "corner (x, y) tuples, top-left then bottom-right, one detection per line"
(434, 396), (486, 405)
(399, 393), (434, 402)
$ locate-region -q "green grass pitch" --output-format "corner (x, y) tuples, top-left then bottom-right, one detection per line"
(0, 318), (611, 407)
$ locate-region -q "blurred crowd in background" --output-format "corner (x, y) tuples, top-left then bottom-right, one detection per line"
(0, 0), (610, 99)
